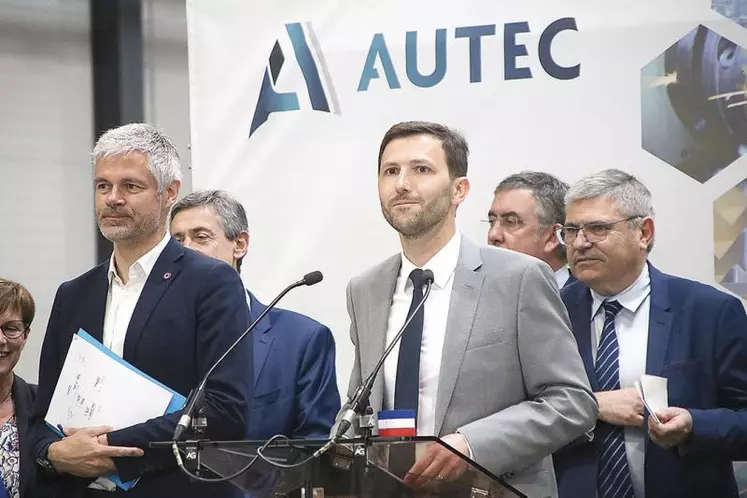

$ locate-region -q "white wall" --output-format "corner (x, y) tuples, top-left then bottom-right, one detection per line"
(0, 0), (193, 383)
(143, 0), (192, 193)
(0, 0), (95, 382)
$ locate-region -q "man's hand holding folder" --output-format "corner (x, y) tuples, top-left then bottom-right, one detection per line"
(46, 425), (144, 478)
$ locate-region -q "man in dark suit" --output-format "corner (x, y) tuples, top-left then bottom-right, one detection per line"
(170, 189), (340, 440)
(554, 168), (747, 498)
(486, 171), (576, 288)
(29, 124), (252, 498)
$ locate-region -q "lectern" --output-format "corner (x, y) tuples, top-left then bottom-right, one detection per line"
(154, 436), (528, 497)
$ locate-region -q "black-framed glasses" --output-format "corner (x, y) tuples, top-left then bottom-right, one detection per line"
(481, 215), (525, 233)
(0, 320), (29, 340)
(555, 216), (642, 245)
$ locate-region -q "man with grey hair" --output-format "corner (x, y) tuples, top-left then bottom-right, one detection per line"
(486, 171), (574, 288)
(170, 190), (341, 440)
(30, 123), (252, 498)
(554, 168), (747, 498)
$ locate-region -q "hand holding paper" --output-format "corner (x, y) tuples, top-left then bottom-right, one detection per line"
(634, 374), (691, 448)
(44, 330), (187, 489)
(647, 407), (693, 449)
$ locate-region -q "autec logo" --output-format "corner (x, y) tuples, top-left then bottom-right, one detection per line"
(250, 18), (579, 138)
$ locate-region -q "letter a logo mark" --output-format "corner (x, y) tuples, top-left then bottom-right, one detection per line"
(249, 22), (339, 138)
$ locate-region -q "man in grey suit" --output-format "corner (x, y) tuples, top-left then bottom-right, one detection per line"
(345, 121), (598, 497)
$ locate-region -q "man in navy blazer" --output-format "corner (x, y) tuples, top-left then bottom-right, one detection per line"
(170, 189), (341, 440)
(554, 169), (747, 498)
(29, 124), (252, 498)
(487, 171), (576, 288)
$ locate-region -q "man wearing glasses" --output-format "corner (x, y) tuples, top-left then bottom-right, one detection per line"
(553, 169), (747, 498)
(486, 171), (575, 288)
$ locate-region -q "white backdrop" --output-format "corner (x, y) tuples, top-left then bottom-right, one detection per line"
(185, 0), (747, 394)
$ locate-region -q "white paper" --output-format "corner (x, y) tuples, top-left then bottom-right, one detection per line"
(634, 381), (660, 424)
(640, 374), (669, 413)
(45, 334), (173, 431)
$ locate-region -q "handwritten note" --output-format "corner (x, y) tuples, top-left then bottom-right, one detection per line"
(45, 332), (174, 431)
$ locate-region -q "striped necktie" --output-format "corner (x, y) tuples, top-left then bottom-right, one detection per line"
(596, 300), (635, 498)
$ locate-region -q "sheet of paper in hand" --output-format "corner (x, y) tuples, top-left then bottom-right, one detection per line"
(45, 330), (176, 430)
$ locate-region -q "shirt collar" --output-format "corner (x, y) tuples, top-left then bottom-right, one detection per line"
(555, 265), (570, 288)
(399, 231), (461, 290)
(107, 232), (171, 285)
(590, 263), (651, 320)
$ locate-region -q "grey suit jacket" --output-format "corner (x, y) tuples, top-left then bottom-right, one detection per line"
(346, 236), (598, 498)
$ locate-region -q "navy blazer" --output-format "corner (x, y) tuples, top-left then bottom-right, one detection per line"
(11, 374), (52, 498)
(29, 239), (252, 498)
(563, 273), (577, 288)
(247, 292), (340, 440)
(555, 263), (747, 498)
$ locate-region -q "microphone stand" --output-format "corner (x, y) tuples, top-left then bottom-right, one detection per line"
(330, 272), (434, 451)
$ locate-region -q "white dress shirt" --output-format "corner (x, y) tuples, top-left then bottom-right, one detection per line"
(383, 231), (461, 436)
(92, 233), (170, 490)
(555, 265), (571, 288)
(590, 265), (651, 498)
(103, 233), (171, 357)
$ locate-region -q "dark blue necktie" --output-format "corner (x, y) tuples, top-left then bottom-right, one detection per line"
(394, 268), (426, 419)
(596, 300), (635, 498)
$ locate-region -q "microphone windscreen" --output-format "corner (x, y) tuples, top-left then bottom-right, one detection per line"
(303, 271), (323, 286)
(423, 269), (435, 284)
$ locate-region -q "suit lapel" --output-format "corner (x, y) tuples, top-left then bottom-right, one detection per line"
(434, 238), (484, 435)
(84, 263), (110, 343)
(367, 255), (400, 413)
(645, 264), (672, 376)
(248, 291), (274, 386)
(122, 239), (183, 360)
(568, 287), (599, 391)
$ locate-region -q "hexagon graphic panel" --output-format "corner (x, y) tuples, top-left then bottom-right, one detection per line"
(713, 0), (747, 28)
(642, 25), (747, 183)
(714, 179), (747, 299)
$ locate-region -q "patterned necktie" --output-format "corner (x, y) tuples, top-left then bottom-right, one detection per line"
(394, 268), (426, 418)
(596, 300), (635, 498)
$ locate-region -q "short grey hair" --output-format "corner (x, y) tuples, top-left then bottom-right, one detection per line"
(495, 171), (569, 226)
(92, 123), (182, 194)
(171, 190), (249, 271)
(495, 171), (569, 261)
(566, 169), (655, 251)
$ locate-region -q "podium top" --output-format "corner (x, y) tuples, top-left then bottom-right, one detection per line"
(156, 436), (527, 498)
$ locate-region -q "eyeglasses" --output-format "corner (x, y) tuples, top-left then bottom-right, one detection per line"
(481, 215), (525, 233)
(0, 320), (28, 340)
(555, 216), (642, 246)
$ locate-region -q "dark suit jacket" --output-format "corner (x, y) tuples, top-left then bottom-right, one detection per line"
(247, 292), (340, 440)
(29, 238), (252, 498)
(11, 374), (51, 498)
(562, 273), (577, 288)
(555, 263), (747, 498)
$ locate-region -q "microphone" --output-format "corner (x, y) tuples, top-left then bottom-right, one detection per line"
(173, 270), (324, 441)
(331, 269), (434, 441)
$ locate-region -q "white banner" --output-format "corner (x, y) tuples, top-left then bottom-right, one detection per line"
(186, 0), (747, 395)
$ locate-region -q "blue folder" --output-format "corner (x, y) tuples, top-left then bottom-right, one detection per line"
(46, 329), (186, 491)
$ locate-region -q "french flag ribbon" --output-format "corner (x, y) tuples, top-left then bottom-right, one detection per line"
(378, 409), (416, 437)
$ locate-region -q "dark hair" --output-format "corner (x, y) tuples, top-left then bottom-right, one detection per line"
(0, 278), (35, 326)
(378, 121), (469, 178)
(171, 190), (249, 272)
